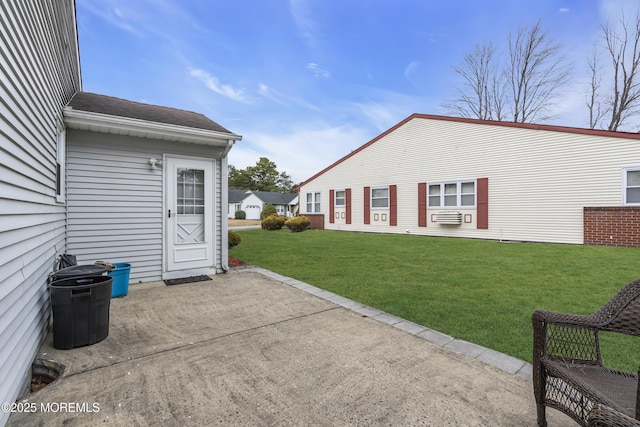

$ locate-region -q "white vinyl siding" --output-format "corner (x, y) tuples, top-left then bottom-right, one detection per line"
(299, 116), (640, 244)
(66, 130), (226, 283)
(0, 0), (81, 421)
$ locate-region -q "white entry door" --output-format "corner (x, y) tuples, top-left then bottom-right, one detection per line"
(166, 157), (215, 272)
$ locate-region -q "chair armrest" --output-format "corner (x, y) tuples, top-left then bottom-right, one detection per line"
(588, 404), (640, 427)
(533, 310), (602, 363)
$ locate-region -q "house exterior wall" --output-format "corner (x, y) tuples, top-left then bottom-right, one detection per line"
(228, 202), (243, 218)
(299, 116), (640, 244)
(0, 0), (81, 420)
(66, 130), (226, 283)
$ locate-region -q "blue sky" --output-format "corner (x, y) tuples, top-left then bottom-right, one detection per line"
(76, 0), (634, 183)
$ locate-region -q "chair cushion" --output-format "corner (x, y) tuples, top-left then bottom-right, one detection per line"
(544, 358), (637, 418)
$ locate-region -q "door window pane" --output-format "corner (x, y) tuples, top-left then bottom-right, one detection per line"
(176, 168), (205, 243)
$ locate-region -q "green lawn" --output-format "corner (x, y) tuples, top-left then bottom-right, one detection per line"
(231, 229), (640, 371)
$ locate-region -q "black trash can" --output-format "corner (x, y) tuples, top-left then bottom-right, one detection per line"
(49, 275), (113, 350)
(50, 264), (109, 282)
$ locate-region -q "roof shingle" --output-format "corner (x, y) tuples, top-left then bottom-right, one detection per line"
(67, 91), (233, 134)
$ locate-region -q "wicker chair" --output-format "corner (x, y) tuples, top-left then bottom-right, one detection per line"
(587, 404), (640, 427)
(532, 278), (640, 427)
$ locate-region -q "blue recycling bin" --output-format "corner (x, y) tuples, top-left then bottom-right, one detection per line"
(108, 263), (131, 298)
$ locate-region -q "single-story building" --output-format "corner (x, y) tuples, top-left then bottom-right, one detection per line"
(228, 190), (298, 219)
(0, 1), (241, 419)
(298, 114), (640, 247)
(65, 92), (241, 281)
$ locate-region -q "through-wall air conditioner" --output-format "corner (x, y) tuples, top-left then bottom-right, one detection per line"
(435, 211), (463, 225)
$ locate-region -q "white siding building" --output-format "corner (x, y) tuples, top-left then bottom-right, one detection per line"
(0, 1), (241, 420)
(299, 114), (640, 246)
(0, 2), (81, 423)
(64, 92), (241, 282)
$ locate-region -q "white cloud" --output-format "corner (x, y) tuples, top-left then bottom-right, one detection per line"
(79, 2), (143, 36)
(258, 83), (320, 110)
(306, 63), (331, 78)
(404, 61), (421, 88)
(290, 0), (317, 48)
(345, 90), (431, 133)
(189, 68), (249, 103)
(258, 83), (287, 105)
(559, 8), (570, 13)
(229, 122), (372, 183)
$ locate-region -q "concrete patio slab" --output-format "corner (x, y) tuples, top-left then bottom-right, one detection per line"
(8, 269), (573, 426)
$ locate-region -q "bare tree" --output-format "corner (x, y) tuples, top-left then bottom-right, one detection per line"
(586, 44), (609, 129)
(506, 19), (572, 123)
(445, 20), (571, 124)
(591, 12), (640, 131)
(444, 42), (507, 120)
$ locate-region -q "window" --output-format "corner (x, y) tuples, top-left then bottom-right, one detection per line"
(371, 187), (389, 208)
(625, 168), (640, 204)
(335, 190), (346, 207)
(177, 168), (205, 214)
(428, 180), (475, 208)
(306, 192), (320, 213)
(55, 130), (66, 203)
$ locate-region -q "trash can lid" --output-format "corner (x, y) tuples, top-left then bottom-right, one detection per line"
(52, 264), (109, 278)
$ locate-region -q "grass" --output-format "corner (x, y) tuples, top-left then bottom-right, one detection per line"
(231, 229), (640, 371)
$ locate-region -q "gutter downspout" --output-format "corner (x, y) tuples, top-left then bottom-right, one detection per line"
(218, 139), (237, 273)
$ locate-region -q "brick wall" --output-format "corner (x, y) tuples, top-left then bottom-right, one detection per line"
(303, 214), (325, 230)
(584, 207), (640, 247)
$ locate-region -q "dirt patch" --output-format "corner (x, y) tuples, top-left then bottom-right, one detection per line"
(228, 257), (247, 268)
(228, 219), (261, 227)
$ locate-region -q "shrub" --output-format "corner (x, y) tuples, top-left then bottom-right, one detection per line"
(234, 210), (246, 220)
(261, 214), (286, 230)
(228, 231), (242, 249)
(285, 216), (310, 232)
(261, 203), (277, 219)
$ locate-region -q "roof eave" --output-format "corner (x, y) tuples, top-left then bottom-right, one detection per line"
(64, 108), (242, 146)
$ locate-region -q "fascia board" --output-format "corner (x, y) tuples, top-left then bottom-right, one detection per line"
(64, 108), (242, 146)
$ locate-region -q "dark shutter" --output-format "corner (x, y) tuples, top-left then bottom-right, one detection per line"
(477, 178), (489, 229)
(345, 188), (352, 224)
(389, 185), (397, 226)
(329, 189), (335, 224)
(418, 182), (427, 227)
(364, 186), (370, 224)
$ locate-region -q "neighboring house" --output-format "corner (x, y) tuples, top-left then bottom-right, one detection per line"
(228, 189), (249, 219)
(298, 114), (640, 247)
(228, 190), (298, 219)
(0, 1), (240, 420)
(253, 191), (298, 217)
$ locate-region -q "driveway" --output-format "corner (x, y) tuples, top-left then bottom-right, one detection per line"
(8, 268), (573, 426)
